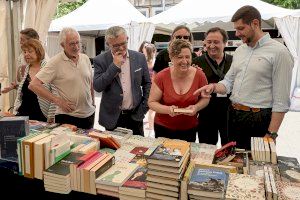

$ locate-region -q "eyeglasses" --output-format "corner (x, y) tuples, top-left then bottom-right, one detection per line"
(68, 41), (81, 47)
(175, 35), (190, 40)
(111, 41), (128, 49)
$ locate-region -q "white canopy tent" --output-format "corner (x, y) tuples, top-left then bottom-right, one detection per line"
(48, 0), (155, 51)
(147, 0), (300, 111)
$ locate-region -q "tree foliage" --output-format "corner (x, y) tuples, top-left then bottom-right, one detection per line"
(54, 0), (88, 19)
(262, 0), (300, 9)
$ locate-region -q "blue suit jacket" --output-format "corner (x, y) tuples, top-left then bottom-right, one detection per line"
(93, 50), (151, 130)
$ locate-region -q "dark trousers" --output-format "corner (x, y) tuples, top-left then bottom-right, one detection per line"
(109, 113), (144, 136)
(154, 123), (196, 142)
(228, 104), (272, 150)
(198, 96), (230, 145)
(55, 113), (95, 129)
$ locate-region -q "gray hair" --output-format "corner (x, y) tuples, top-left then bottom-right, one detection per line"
(105, 26), (127, 42)
(58, 27), (80, 45)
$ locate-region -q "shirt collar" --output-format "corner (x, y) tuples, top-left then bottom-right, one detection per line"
(253, 33), (270, 48)
(62, 51), (80, 61)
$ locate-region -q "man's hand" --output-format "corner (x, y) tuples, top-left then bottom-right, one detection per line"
(112, 51), (126, 67)
(193, 84), (215, 97)
(54, 97), (76, 113)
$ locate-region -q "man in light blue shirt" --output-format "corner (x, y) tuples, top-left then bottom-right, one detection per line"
(194, 5), (293, 149)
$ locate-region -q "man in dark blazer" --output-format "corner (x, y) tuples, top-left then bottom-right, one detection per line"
(93, 26), (151, 136)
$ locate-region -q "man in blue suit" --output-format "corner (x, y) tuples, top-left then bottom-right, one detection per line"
(93, 26), (151, 135)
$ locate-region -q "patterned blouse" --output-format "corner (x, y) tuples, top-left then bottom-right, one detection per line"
(13, 60), (57, 121)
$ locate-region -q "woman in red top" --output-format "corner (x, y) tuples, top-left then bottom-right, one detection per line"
(148, 39), (210, 142)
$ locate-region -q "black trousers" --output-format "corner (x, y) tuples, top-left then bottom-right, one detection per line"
(108, 112), (144, 136)
(227, 104), (272, 150)
(197, 96), (230, 145)
(154, 123), (196, 142)
(55, 113), (95, 129)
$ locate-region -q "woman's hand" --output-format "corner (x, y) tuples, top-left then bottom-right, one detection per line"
(1, 82), (18, 94)
(169, 105), (178, 117)
(182, 105), (198, 116)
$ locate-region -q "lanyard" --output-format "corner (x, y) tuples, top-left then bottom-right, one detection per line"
(204, 53), (226, 80)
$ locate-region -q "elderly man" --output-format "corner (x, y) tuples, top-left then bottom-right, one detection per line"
(93, 26), (151, 136)
(193, 27), (232, 146)
(29, 27), (95, 129)
(194, 6), (293, 150)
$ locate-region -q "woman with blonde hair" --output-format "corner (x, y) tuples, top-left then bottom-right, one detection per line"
(13, 39), (56, 122)
(148, 39), (209, 142)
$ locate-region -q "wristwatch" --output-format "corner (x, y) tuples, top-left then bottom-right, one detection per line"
(267, 130), (278, 140)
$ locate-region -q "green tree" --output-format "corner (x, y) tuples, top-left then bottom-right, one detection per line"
(54, 0), (88, 19)
(263, 0), (300, 9)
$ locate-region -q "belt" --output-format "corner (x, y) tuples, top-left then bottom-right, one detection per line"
(232, 103), (261, 112)
(121, 109), (133, 114)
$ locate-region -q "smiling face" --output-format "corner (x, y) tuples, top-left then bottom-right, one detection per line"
(107, 33), (128, 57)
(171, 48), (192, 72)
(206, 31), (225, 59)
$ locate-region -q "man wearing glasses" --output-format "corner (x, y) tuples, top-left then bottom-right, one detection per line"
(153, 25), (197, 73)
(29, 27), (95, 129)
(93, 26), (151, 136)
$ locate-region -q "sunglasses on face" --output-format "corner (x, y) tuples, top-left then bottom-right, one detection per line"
(175, 35), (190, 40)
(111, 41), (128, 49)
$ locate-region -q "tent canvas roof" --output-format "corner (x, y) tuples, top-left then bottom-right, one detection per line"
(49, 0), (147, 32)
(147, 0), (300, 32)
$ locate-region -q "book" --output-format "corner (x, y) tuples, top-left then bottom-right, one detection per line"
(95, 162), (139, 186)
(173, 108), (193, 114)
(119, 166), (147, 198)
(276, 180), (300, 200)
(148, 139), (190, 167)
(90, 154), (115, 195)
(225, 173), (265, 200)
(188, 167), (228, 199)
(278, 156), (300, 183)
(0, 116), (29, 162)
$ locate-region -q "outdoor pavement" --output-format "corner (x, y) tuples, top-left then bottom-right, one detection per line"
(94, 92), (300, 161)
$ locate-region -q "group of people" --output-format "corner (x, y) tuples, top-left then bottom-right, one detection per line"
(1, 5), (294, 150)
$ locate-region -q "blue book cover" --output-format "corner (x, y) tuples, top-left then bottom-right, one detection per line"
(188, 167), (228, 194)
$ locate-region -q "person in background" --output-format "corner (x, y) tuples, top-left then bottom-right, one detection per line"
(29, 27), (95, 129)
(1, 28), (40, 94)
(194, 6), (294, 149)
(148, 39), (209, 142)
(13, 39), (56, 122)
(153, 25), (197, 74)
(93, 26), (151, 136)
(193, 27), (232, 145)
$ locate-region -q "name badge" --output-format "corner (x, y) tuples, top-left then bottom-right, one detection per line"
(217, 93), (227, 97)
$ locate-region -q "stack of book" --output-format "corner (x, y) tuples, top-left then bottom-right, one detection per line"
(190, 142), (216, 165)
(95, 162), (139, 198)
(43, 152), (85, 194)
(187, 167), (228, 199)
(146, 139), (190, 200)
(119, 166), (147, 200)
(251, 137), (277, 164)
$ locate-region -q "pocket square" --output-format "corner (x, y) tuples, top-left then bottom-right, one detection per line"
(134, 68), (142, 72)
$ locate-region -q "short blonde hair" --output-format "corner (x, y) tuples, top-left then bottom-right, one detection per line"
(168, 39), (192, 59)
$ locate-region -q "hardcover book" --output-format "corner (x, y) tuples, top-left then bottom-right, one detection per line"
(276, 180), (300, 200)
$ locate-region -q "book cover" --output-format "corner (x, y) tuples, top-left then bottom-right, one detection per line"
(188, 167), (228, 198)
(225, 173), (265, 200)
(121, 166), (147, 189)
(148, 139), (190, 166)
(276, 180), (300, 200)
(0, 116), (29, 162)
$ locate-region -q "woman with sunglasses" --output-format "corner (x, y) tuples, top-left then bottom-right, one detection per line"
(148, 39), (209, 142)
(153, 25), (197, 74)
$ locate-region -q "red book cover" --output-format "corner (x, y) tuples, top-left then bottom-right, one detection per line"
(122, 167), (147, 189)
